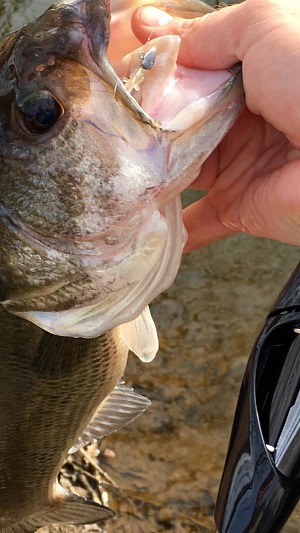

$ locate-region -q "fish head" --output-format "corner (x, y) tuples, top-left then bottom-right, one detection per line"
(0, 0), (244, 338)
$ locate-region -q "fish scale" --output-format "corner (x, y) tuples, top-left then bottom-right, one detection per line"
(0, 302), (152, 531)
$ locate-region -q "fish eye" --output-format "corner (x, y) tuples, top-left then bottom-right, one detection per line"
(14, 90), (63, 135)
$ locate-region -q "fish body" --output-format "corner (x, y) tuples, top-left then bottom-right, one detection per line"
(0, 0), (244, 531)
(0, 305), (152, 532)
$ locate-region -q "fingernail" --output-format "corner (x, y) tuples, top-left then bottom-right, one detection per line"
(138, 6), (174, 26)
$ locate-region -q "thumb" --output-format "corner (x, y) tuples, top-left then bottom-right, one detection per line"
(131, 2), (246, 69)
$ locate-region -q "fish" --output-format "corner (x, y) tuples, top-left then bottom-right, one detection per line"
(0, 307), (152, 532)
(0, 0), (244, 531)
(0, 0), (243, 339)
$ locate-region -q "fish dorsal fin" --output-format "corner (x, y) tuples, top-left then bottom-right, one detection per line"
(1, 489), (114, 532)
(120, 306), (159, 362)
(69, 383), (151, 453)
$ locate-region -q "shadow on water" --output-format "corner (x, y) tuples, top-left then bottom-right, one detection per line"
(1, 1), (299, 532)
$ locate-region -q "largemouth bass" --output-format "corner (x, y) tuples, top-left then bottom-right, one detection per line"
(0, 0), (244, 531)
(0, 0), (243, 339)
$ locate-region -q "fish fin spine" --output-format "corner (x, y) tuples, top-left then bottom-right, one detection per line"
(69, 382), (151, 453)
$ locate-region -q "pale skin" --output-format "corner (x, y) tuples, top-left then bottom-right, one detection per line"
(131, 0), (300, 251)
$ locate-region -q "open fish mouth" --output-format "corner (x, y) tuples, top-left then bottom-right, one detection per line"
(116, 39), (239, 131)
(80, 0), (243, 134)
(0, 0), (244, 339)
(110, 10), (240, 132)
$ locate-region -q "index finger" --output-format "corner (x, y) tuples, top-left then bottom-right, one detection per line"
(131, 2), (244, 69)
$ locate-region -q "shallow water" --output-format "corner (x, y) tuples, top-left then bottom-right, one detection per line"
(1, 1), (300, 532)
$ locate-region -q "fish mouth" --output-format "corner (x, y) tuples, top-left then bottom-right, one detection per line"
(107, 1), (243, 132)
(68, 0), (242, 132)
(114, 39), (240, 132)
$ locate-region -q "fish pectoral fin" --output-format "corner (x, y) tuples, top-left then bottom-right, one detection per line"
(0, 490), (114, 533)
(120, 305), (159, 362)
(69, 383), (151, 453)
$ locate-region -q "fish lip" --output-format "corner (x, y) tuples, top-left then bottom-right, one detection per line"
(129, 63), (244, 131)
(111, 61), (243, 134)
(111, 60), (243, 134)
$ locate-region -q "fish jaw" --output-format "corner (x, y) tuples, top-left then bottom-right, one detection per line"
(0, 0), (244, 338)
(3, 198), (185, 338)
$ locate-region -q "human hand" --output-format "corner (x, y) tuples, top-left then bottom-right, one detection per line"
(131, 0), (300, 251)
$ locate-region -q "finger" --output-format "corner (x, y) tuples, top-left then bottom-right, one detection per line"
(188, 148), (219, 191)
(184, 159), (300, 252)
(132, 3), (246, 69)
(222, 161), (300, 246)
(183, 195), (237, 252)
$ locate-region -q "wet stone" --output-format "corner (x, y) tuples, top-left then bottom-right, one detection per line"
(184, 404), (202, 427)
(156, 507), (177, 527)
(152, 411), (176, 433)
